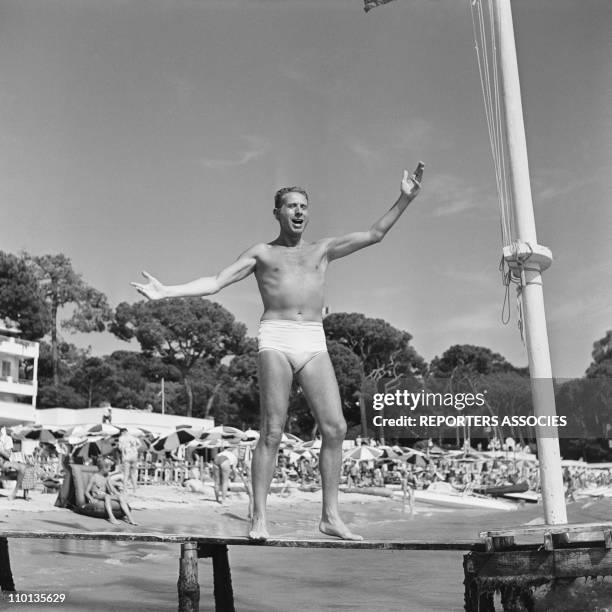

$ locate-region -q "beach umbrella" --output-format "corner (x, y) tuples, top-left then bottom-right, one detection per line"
(73, 436), (117, 459)
(24, 426), (65, 444)
(241, 429), (260, 442)
(112, 426), (149, 438)
(301, 439), (322, 450)
(399, 448), (430, 466)
(7, 424), (32, 439)
(377, 445), (403, 460)
(281, 433), (303, 447)
(83, 423), (121, 437)
(343, 446), (383, 462)
(152, 428), (197, 452)
(200, 425), (244, 439)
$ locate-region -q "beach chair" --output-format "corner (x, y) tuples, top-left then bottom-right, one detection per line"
(54, 464), (126, 520)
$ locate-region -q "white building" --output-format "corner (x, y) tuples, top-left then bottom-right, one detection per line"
(36, 407), (214, 437)
(0, 321), (39, 426)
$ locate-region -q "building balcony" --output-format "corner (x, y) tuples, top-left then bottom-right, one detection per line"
(0, 400), (36, 426)
(0, 376), (37, 397)
(0, 335), (39, 359)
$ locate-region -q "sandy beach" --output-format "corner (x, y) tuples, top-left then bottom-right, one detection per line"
(1, 485), (612, 612)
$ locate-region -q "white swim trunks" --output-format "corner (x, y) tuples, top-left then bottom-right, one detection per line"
(258, 320), (328, 373)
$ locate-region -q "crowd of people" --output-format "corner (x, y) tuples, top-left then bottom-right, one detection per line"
(3, 423), (612, 519)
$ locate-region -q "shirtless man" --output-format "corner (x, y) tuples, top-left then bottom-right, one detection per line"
(132, 164), (424, 540)
(85, 458), (138, 525)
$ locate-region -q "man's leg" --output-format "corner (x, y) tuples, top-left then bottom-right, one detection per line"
(249, 350), (292, 540)
(104, 494), (120, 524)
(122, 461), (130, 491)
(212, 464), (221, 502)
(116, 494), (137, 525)
(130, 461), (138, 491)
(219, 463), (230, 505)
(297, 353), (362, 541)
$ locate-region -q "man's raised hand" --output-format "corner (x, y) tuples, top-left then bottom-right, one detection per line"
(130, 271), (166, 301)
(401, 161), (424, 199)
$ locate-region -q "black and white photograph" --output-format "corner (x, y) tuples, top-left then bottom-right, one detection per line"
(0, 1), (611, 610)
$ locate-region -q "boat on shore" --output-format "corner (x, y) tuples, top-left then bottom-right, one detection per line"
(472, 481), (529, 497)
(394, 481), (517, 511)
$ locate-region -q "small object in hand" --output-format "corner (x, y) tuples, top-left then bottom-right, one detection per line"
(414, 161), (425, 183)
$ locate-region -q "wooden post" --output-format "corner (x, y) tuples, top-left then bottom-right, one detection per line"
(198, 544), (235, 612)
(178, 542), (200, 612)
(211, 545), (235, 612)
(0, 537), (15, 591)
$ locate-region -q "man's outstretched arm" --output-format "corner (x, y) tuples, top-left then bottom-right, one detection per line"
(326, 165), (424, 262)
(131, 246), (258, 300)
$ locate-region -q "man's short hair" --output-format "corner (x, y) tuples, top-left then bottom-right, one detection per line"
(274, 186), (309, 209)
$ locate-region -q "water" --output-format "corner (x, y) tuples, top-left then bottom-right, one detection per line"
(3, 496), (612, 611)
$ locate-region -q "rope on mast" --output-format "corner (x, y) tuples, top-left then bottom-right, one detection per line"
(470, 0), (527, 334)
(470, 0), (514, 247)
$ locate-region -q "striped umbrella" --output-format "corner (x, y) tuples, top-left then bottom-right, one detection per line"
(199, 425), (244, 439)
(23, 426), (65, 444)
(151, 428), (197, 452)
(343, 446), (383, 462)
(301, 439), (322, 450)
(83, 423), (121, 437)
(73, 436), (117, 460)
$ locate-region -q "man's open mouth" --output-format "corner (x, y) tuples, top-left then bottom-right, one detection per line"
(292, 219), (304, 226)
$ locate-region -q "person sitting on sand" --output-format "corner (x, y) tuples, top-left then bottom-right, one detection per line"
(131, 165), (424, 540)
(85, 458), (138, 525)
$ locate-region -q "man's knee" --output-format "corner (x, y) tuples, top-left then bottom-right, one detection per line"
(320, 419), (347, 442)
(259, 427), (284, 449)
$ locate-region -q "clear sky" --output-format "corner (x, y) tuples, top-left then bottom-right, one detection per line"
(1, 0), (610, 377)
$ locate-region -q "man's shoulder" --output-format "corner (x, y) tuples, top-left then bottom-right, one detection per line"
(243, 242), (268, 255)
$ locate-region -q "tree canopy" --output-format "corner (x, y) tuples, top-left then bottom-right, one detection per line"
(110, 298), (247, 417)
(0, 251), (50, 340)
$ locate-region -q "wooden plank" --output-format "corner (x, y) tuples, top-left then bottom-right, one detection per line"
(468, 547), (612, 579)
(469, 549), (554, 578)
(554, 548), (612, 578)
(0, 531), (480, 551)
(480, 522), (612, 539)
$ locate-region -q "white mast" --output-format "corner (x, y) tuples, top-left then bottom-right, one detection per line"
(493, 0), (567, 524)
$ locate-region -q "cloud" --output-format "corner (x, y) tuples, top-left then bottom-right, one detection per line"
(532, 172), (595, 203)
(393, 118), (437, 150)
(348, 117), (448, 165)
(348, 140), (382, 163)
(547, 293), (612, 326)
(426, 173), (494, 217)
(200, 135), (269, 169)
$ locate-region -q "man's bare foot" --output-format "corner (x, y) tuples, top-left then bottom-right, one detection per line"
(248, 516), (269, 540)
(319, 518), (363, 541)
(127, 519), (138, 526)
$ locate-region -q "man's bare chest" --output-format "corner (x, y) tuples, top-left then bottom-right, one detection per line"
(258, 246), (327, 275)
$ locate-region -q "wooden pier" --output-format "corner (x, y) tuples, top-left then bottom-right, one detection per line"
(2, 523), (612, 610)
(464, 522), (612, 611)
